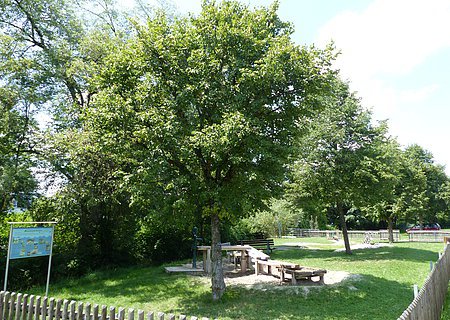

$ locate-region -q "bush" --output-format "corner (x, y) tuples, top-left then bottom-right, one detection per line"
(135, 222), (192, 264)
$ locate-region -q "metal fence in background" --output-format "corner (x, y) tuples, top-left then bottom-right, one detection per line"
(286, 228), (400, 242)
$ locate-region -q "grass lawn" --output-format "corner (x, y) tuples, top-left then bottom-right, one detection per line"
(441, 287), (450, 319)
(27, 239), (444, 320)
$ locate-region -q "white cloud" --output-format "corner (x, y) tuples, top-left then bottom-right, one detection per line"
(398, 84), (440, 104)
(316, 0), (450, 115)
(317, 0), (450, 81)
(316, 0), (450, 172)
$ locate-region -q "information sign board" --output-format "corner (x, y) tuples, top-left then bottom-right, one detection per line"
(10, 227), (53, 259)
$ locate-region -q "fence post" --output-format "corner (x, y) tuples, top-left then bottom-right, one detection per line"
(413, 284), (419, 298)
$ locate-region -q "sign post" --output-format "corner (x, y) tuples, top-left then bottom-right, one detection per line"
(4, 222), (57, 296)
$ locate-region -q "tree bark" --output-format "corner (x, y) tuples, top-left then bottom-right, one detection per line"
(210, 212), (226, 301)
(337, 202), (352, 254)
(387, 216), (394, 243)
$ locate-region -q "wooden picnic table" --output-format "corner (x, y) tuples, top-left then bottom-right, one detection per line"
(197, 245), (252, 274)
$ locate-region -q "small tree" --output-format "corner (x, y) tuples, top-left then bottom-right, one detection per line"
(288, 79), (393, 254)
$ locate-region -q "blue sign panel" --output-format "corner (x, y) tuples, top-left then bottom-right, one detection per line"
(10, 227), (53, 259)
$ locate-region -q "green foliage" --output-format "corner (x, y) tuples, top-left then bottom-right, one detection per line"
(400, 144), (449, 225)
(83, 0), (335, 298)
(288, 79), (397, 252)
(135, 222), (192, 264)
(235, 198), (302, 238)
(87, 1), (335, 222)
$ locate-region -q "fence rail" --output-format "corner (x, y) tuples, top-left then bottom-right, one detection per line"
(0, 291), (209, 320)
(398, 243), (450, 319)
(407, 231), (450, 242)
(286, 228), (400, 241)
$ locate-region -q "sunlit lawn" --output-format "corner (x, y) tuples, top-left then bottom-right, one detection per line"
(27, 240), (444, 320)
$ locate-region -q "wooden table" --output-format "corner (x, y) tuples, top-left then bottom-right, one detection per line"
(197, 245), (252, 274)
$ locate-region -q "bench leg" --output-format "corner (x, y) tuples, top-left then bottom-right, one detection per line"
(240, 250), (247, 273)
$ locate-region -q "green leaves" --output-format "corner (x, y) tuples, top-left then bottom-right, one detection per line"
(87, 0), (335, 220)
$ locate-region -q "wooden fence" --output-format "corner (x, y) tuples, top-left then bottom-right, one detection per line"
(0, 291), (210, 320)
(397, 243), (450, 319)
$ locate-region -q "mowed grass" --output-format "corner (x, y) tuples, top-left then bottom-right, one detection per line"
(27, 240), (444, 320)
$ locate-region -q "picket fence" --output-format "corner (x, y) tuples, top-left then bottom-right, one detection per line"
(0, 292), (209, 320)
(397, 243), (450, 319)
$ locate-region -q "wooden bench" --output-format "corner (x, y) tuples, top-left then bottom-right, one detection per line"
(254, 259), (299, 276)
(239, 239), (275, 254)
(282, 267), (327, 284)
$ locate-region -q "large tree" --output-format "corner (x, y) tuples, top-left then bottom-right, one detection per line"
(288, 79), (394, 254)
(86, 1), (334, 299)
(0, 0), (147, 268)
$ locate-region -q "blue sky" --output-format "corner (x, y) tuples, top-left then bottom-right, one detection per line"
(126, 0), (450, 173)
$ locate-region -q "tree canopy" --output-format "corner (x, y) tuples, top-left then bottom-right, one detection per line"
(287, 79), (399, 253)
(84, 0), (336, 299)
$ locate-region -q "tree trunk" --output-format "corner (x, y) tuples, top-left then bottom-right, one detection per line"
(337, 202), (352, 255)
(210, 212), (226, 301)
(387, 216), (394, 243)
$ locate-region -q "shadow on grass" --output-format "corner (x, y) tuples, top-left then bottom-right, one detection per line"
(37, 264), (415, 320)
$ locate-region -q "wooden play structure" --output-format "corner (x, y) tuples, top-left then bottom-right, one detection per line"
(197, 244), (327, 284)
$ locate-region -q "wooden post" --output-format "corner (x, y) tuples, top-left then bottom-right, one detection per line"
(15, 293), (22, 320)
(93, 305), (99, 320)
(413, 284), (419, 298)
(20, 295), (28, 320)
(47, 298), (55, 320)
(54, 299), (61, 320)
(78, 303), (84, 320)
(85, 304), (91, 320)
(118, 308), (125, 320)
(9, 292), (17, 320)
(62, 300), (69, 320)
(34, 296), (41, 320)
(41, 297), (48, 320)
(240, 250), (247, 273)
(206, 249), (211, 274)
(128, 309), (134, 320)
(27, 295), (35, 320)
(69, 301), (76, 320)
(137, 310), (144, 320)
(100, 306), (107, 320)
(109, 306), (115, 320)
(0, 291), (5, 320)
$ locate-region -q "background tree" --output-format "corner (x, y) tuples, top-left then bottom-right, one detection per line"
(401, 145), (449, 226)
(85, 1), (335, 299)
(288, 79), (394, 254)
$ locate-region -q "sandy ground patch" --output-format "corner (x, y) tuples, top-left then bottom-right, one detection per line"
(190, 261), (356, 291)
(223, 270), (351, 287)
